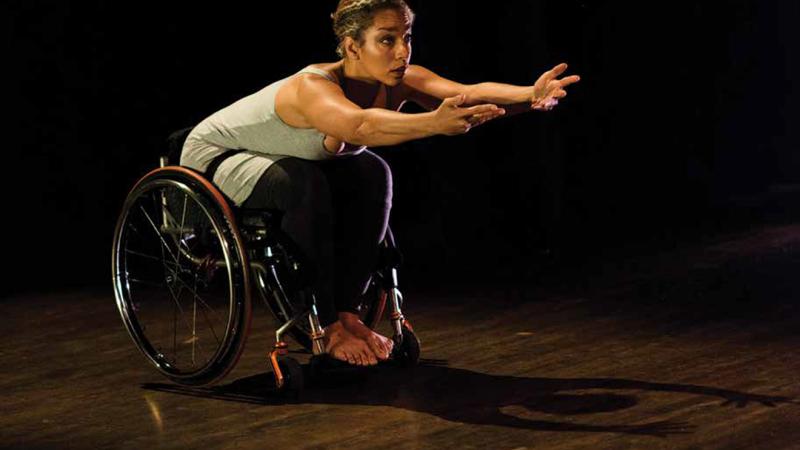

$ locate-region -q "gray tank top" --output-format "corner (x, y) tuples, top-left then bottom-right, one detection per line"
(179, 66), (366, 206)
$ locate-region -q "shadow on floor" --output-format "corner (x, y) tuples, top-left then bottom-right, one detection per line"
(143, 359), (796, 438)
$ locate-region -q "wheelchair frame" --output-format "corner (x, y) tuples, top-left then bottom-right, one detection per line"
(112, 146), (417, 392)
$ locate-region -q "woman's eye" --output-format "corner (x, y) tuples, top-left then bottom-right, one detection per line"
(381, 35), (411, 45)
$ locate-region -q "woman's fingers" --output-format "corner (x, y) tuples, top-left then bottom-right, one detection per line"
(550, 62), (568, 77)
(532, 98), (559, 111)
(467, 109), (504, 126)
(462, 103), (503, 116)
(558, 74), (581, 87)
(473, 110), (505, 120)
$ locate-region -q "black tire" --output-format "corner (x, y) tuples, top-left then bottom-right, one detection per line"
(277, 356), (305, 392)
(393, 326), (420, 367)
(112, 166), (252, 386)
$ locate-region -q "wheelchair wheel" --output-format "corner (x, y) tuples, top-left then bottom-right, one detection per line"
(112, 166), (252, 386)
(392, 326), (420, 367)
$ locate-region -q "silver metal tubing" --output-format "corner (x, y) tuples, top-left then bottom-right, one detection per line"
(307, 301), (326, 355)
(389, 286), (405, 345)
(250, 260), (292, 323)
(275, 309), (310, 344)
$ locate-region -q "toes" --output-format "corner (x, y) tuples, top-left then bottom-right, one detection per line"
(360, 343), (378, 365)
(338, 350), (361, 366)
(379, 338), (393, 359)
(369, 340), (388, 360)
(384, 338), (394, 355)
(344, 352), (357, 365)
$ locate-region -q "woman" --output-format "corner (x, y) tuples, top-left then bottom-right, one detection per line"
(180, 0), (580, 367)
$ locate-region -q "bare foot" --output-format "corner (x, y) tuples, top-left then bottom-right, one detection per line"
(339, 312), (394, 360)
(322, 321), (378, 366)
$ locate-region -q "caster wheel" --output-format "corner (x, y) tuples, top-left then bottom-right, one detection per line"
(276, 356), (305, 393)
(392, 326), (420, 367)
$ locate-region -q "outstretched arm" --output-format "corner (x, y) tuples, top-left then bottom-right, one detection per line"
(475, 63), (581, 114)
(466, 82), (537, 119)
(297, 73), (503, 149)
(403, 63), (581, 119)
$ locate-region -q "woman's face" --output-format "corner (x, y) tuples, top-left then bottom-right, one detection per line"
(351, 8), (412, 86)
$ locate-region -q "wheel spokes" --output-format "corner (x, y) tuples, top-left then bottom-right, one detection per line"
(121, 183), (235, 372)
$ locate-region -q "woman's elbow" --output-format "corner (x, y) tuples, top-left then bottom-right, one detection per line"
(349, 123), (371, 147)
(339, 111), (370, 146)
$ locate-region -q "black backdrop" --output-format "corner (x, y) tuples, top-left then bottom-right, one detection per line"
(5, 1), (799, 296)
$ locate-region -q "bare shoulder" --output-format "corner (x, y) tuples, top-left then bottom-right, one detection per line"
(284, 63), (342, 95)
(393, 64), (438, 111)
(305, 62), (342, 84)
(402, 64), (431, 83)
(385, 64), (429, 107)
(395, 64), (433, 98)
(295, 65), (345, 98)
(275, 63), (343, 129)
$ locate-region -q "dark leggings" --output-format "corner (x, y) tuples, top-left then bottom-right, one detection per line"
(240, 150), (393, 327)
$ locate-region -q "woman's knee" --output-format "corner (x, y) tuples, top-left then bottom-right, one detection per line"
(358, 150), (393, 204)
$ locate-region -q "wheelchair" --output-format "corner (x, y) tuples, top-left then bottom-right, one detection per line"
(111, 127), (420, 392)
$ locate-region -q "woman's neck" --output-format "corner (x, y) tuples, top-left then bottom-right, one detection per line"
(340, 59), (379, 85)
(334, 61), (384, 109)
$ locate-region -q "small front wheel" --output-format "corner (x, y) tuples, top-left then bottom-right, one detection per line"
(276, 356), (305, 393)
(392, 326), (420, 367)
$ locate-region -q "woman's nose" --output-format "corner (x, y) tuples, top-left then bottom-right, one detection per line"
(395, 42), (410, 59)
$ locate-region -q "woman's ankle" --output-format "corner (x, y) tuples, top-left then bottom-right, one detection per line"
(337, 311), (363, 326)
(323, 320), (345, 333)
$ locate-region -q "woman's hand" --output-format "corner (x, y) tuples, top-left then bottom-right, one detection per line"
(530, 63), (581, 111)
(433, 94), (506, 135)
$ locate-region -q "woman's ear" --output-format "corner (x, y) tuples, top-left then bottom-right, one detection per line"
(344, 36), (360, 60)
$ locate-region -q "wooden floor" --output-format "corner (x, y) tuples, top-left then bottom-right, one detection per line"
(3, 224), (800, 449)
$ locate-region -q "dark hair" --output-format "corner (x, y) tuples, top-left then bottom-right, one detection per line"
(331, 0), (415, 58)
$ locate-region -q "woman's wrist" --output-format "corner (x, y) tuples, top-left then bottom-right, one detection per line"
(469, 82), (535, 105)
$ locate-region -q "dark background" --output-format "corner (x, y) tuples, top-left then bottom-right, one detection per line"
(5, 1), (799, 296)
